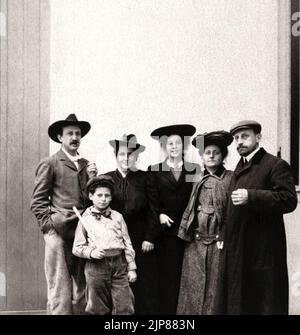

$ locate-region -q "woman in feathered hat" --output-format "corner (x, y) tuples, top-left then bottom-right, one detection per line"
(148, 124), (200, 315)
(176, 130), (233, 315)
(104, 134), (161, 315)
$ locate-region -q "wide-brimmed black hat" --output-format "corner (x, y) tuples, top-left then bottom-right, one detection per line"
(109, 134), (145, 153)
(192, 130), (233, 149)
(150, 124), (196, 139)
(87, 175), (115, 193)
(48, 114), (91, 143)
(230, 120), (262, 135)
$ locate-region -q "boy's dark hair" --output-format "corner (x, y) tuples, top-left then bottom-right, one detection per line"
(87, 175), (115, 196)
(88, 183), (114, 196)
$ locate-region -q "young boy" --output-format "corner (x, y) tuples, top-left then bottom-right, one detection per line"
(72, 175), (137, 315)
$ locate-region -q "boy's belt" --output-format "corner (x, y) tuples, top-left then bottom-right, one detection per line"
(103, 248), (123, 257)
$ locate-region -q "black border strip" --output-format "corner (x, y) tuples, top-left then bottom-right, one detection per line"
(291, 0), (300, 185)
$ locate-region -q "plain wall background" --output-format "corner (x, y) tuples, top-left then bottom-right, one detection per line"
(47, 0), (300, 314)
(49, 0), (278, 173)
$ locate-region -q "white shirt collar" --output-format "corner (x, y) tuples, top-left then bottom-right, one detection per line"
(244, 146), (260, 162)
(62, 147), (81, 168)
(117, 167), (128, 178)
(166, 159), (183, 169)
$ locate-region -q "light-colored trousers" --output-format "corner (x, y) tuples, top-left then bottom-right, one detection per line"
(43, 229), (86, 315)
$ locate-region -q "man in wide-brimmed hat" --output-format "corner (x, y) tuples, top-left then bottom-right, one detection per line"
(31, 114), (97, 315)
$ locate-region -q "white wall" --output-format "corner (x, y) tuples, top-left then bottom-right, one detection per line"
(49, 0), (279, 173)
(48, 0), (300, 315)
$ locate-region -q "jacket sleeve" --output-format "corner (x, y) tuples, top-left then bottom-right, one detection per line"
(72, 220), (95, 259)
(30, 159), (54, 233)
(247, 159), (298, 214)
(120, 215), (137, 271)
(143, 171), (162, 243)
(177, 182), (198, 242)
(147, 165), (168, 223)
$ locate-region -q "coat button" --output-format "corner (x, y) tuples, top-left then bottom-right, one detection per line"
(195, 233), (200, 240)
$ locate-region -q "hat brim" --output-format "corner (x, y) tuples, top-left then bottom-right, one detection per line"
(192, 131), (233, 148)
(151, 124), (196, 139)
(109, 140), (145, 153)
(48, 120), (91, 143)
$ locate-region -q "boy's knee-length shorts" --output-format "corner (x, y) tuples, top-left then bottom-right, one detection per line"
(84, 253), (134, 315)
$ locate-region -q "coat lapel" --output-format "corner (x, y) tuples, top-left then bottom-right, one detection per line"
(170, 161), (193, 185)
(235, 148), (266, 178)
(164, 161), (189, 186)
(57, 149), (78, 171)
(160, 160), (179, 187)
(159, 160), (199, 188)
(78, 158), (87, 173)
(179, 169), (229, 238)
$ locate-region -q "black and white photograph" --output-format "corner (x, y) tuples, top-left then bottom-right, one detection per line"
(0, 0), (299, 321)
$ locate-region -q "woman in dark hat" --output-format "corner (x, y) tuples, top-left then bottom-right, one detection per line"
(148, 124), (200, 315)
(104, 134), (160, 315)
(176, 130), (233, 315)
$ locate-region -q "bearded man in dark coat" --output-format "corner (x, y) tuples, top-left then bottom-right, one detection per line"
(225, 120), (297, 315)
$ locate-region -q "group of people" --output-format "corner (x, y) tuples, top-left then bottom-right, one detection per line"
(30, 113), (298, 315)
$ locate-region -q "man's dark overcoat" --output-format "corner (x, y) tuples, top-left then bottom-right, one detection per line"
(225, 148), (297, 314)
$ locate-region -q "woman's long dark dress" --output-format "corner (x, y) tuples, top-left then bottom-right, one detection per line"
(105, 169), (160, 314)
(148, 160), (200, 314)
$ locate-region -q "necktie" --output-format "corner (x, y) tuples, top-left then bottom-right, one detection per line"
(91, 211), (112, 221)
(241, 157), (247, 167)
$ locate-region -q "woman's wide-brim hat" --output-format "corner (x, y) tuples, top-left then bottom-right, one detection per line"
(48, 114), (91, 143)
(192, 130), (233, 149)
(109, 134), (145, 153)
(150, 124), (196, 140)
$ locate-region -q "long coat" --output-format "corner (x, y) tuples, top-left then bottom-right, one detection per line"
(178, 168), (233, 242)
(148, 160), (201, 236)
(225, 148), (297, 315)
(148, 160), (200, 314)
(105, 169), (160, 245)
(105, 169), (160, 314)
(31, 149), (90, 239)
(177, 168), (233, 315)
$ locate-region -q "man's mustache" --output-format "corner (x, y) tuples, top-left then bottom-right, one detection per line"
(70, 141), (79, 145)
